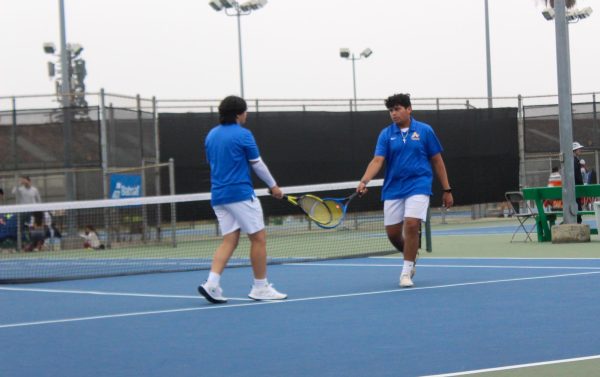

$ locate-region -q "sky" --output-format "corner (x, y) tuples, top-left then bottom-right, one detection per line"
(1, 0), (599, 105)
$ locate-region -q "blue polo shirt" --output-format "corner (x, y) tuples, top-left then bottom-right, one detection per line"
(374, 117), (443, 200)
(205, 123), (260, 206)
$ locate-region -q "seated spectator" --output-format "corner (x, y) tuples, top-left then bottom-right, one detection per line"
(25, 212), (46, 252)
(80, 225), (105, 250)
(545, 166), (562, 211)
(0, 213), (18, 243)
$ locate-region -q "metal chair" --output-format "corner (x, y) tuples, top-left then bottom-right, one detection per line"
(505, 191), (537, 242)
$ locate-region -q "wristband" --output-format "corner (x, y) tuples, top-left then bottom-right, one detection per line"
(443, 188), (452, 193)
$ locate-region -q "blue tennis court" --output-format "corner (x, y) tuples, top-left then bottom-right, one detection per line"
(2, 255), (600, 377)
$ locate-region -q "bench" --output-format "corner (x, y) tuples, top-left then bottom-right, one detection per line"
(522, 185), (600, 242)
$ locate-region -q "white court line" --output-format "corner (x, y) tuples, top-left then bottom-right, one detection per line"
(0, 286), (252, 301)
(372, 256), (600, 260)
(421, 354), (600, 376)
(1, 270), (599, 329)
(286, 262), (600, 270)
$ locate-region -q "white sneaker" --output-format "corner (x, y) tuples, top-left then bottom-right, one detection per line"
(248, 283), (287, 301)
(399, 273), (414, 288)
(198, 283), (227, 304)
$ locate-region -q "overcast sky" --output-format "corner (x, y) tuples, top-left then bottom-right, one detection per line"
(1, 0), (598, 104)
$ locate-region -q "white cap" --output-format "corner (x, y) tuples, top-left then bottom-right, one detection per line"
(580, 159), (586, 165)
(573, 141), (584, 151)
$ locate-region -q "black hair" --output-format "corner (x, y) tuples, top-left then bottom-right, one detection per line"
(218, 96), (247, 124)
(384, 93), (411, 110)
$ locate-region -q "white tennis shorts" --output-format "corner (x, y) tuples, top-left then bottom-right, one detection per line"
(383, 194), (430, 226)
(213, 197), (265, 235)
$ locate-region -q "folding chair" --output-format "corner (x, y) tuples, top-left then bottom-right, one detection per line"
(505, 191), (537, 242)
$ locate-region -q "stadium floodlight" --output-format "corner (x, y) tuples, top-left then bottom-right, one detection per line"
(339, 47), (373, 111)
(209, 0), (223, 11)
(254, 0), (267, 8)
(43, 42), (56, 54)
(47, 62), (56, 77)
(542, 7), (555, 20)
(209, 0), (268, 98)
(573, 6), (593, 20)
(69, 43), (84, 57)
(219, 0), (234, 8)
(543, 5), (592, 22)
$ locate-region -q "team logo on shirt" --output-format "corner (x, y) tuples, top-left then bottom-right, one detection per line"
(411, 132), (420, 141)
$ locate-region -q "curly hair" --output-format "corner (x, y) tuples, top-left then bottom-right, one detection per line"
(384, 93), (411, 110)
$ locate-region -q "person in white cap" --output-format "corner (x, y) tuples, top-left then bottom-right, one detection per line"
(572, 142), (585, 222)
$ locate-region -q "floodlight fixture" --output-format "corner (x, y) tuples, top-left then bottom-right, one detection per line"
(542, 5), (592, 22)
(574, 6), (593, 19)
(566, 9), (578, 21)
(43, 42), (56, 54)
(209, 0), (223, 11)
(69, 43), (84, 57)
(47, 62), (56, 77)
(255, 0), (267, 8)
(339, 48), (350, 58)
(360, 48), (373, 58)
(219, 0), (234, 9)
(542, 7), (555, 20)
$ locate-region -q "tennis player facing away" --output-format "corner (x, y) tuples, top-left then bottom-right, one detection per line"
(357, 93), (453, 288)
(199, 95), (287, 304)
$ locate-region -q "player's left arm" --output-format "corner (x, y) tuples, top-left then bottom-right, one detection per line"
(430, 153), (453, 208)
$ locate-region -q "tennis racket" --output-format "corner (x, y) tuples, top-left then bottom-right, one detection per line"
(282, 194), (334, 226)
(317, 191), (360, 229)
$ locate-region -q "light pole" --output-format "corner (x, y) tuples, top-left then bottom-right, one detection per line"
(209, 0), (268, 98)
(542, 1), (593, 224)
(339, 48), (373, 111)
(44, 42), (87, 110)
(484, 0), (493, 108)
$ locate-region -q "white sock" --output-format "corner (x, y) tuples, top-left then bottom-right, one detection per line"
(253, 278), (268, 288)
(401, 261), (415, 276)
(207, 271), (221, 286)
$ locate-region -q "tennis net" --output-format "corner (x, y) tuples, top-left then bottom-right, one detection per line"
(0, 180), (394, 283)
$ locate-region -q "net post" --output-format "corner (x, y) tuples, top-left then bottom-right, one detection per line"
(141, 160), (148, 243)
(425, 206), (432, 252)
(169, 158), (177, 248)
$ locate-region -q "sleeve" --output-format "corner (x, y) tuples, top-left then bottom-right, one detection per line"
(425, 126), (443, 158)
(374, 130), (388, 157)
(242, 130), (260, 161)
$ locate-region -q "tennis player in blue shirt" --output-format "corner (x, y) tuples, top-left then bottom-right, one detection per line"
(199, 96), (287, 304)
(357, 93), (453, 288)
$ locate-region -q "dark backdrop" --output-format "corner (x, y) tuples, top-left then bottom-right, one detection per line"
(159, 108), (518, 219)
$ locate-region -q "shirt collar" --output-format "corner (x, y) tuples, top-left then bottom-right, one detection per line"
(391, 117), (415, 134)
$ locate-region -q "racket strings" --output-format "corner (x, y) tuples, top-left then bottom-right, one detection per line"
(324, 200), (344, 225)
(298, 196), (332, 224)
